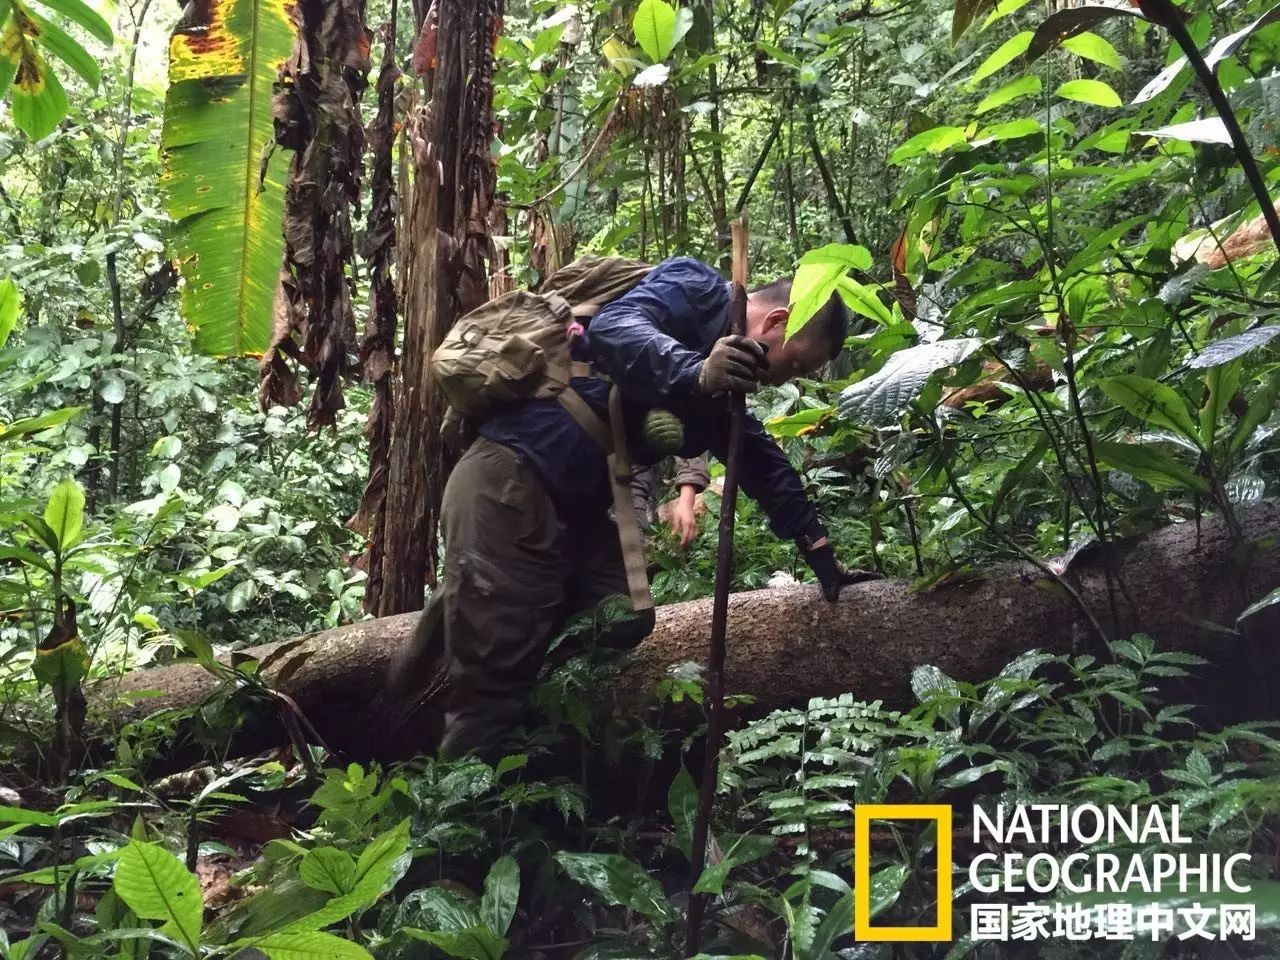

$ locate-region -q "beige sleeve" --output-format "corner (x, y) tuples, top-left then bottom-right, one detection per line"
(671, 456), (710, 492)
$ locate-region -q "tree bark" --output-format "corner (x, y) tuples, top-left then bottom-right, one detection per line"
(98, 505), (1280, 760)
(364, 0), (502, 614)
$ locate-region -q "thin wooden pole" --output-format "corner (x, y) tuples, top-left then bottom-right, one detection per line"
(685, 217), (748, 954)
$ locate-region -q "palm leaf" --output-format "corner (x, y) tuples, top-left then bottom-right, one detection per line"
(161, 0), (296, 357)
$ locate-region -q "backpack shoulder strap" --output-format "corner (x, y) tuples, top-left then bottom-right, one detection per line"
(555, 386), (654, 613)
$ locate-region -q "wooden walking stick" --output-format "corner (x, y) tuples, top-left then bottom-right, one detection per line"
(685, 217), (749, 953)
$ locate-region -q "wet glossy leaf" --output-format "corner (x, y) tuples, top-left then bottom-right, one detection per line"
(481, 855), (519, 937)
(554, 852), (675, 923)
(1095, 441), (1210, 494)
(1099, 375), (1198, 440)
(1188, 326), (1280, 368)
(838, 339), (983, 426)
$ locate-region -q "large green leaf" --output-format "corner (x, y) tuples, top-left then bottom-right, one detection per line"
(787, 244), (876, 336)
(1055, 77), (1122, 107)
(553, 852), (675, 923)
(632, 0), (676, 63)
(42, 477), (83, 551)
(404, 927), (507, 960)
(113, 842), (203, 955)
(251, 930), (373, 959)
(0, 0), (109, 139)
(0, 12), (66, 140)
(971, 31), (1032, 84)
(162, 0), (296, 357)
(1095, 441), (1210, 495)
(480, 856), (519, 937)
(838, 339), (983, 426)
(1099, 375), (1199, 444)
(0, 276), (18, 349)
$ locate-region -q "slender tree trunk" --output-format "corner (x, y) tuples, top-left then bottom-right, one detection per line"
(371, 0), (503, 614)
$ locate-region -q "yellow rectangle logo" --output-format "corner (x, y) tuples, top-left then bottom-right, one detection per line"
(854, 804), (953, 942)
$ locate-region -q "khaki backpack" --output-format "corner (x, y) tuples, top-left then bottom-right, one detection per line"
(431, 255), (657, 611)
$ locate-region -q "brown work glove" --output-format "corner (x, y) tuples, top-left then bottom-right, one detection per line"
(800, 540), (883, 602)
(697, 335), (768, 395)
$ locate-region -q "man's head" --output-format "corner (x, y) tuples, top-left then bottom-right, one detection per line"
(744, 280), (849, 385)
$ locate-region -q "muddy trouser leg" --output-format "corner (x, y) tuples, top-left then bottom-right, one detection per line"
(438, 439), (567, 762)
(559, 511), (657, 657)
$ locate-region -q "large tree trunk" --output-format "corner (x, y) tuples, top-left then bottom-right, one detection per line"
(99, 505), (1280, 760)
(360, 0), (502, 616)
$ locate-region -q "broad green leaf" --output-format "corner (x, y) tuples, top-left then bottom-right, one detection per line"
(0, 804), (58, 826)
(31, 0), (112, 44)
(836, 275), (893, 326)
(404, 927), (507, 960)
(667, 766), (697, 859)
(787, 243), (874, 336)
(554, 852), (674, 923)
(632, 0), (676, 63)
(0, 406), (81, 443)
(285, 820), (411, 931)
(43, 477), (84, 550)
(1200, 360), (1241, 447)
(890, 125), (967, 164)
(691, 834), (774, 895)
(299, 847), (356, 896)
(19, 4), (99, 88)
(2, 17), (67, 140)
(1099, 375), (1199, 443)
(0, 277), (18, 349)
(1061, 31), (1121, 70)
(480, 855), (519, 938)
(971, 31), (1032, 84)
(972, 117), (1042, 144)
(1056, 78), (1122, 107)
(529, 23), (564, 60)
(974, 74), (1040, 115)
(249, 930), (373, 960)
(113, 841), (203, 955)
(1095, 441), (1210, 495)
(838, 339), (983, 426)
(162, 0), (296, 356)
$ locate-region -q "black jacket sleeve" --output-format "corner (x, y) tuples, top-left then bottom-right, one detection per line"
(691, 410), (827, 543)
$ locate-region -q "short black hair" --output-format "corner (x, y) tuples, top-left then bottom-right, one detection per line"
(751, 278), (849, 362)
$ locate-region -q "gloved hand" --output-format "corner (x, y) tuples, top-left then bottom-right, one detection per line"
(799, 538), (883, 601)
(697, 336), (768, 395)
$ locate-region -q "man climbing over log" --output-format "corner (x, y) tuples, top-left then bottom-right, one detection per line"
(405, 256), (872, 760)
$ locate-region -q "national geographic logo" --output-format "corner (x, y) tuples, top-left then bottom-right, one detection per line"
(853, 804), (953, 941)
(852, 803), (1258, 944)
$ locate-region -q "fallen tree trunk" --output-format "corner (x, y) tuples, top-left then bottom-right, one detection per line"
(99, 504), (1280, 759)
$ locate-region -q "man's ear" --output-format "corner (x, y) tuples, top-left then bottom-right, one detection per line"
(763, 306), (790, 336)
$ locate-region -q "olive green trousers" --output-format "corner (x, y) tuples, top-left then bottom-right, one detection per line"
(420, 438), (655, 761)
